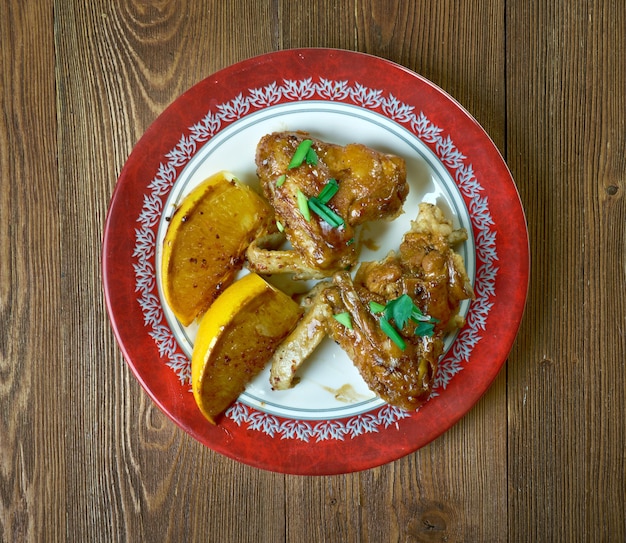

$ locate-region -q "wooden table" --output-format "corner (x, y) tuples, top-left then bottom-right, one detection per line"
(2, 1), (624, 541)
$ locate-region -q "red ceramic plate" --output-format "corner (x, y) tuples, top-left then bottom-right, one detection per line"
(103, 49), (528, 475)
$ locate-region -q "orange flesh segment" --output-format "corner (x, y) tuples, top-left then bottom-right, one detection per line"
(161, 172), (273, 326)
(191, 273), (302, 424)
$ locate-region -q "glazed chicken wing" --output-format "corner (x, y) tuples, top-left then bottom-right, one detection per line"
(247, 131), (408, 279)
(269, 203), (474, 410)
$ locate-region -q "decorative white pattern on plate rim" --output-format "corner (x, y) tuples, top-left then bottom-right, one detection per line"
(132, 77), (498, 441)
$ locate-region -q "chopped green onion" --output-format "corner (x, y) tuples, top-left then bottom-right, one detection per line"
(296, 189), (310, 221)
(380, 318), (406, 350)
(305, 146), (318, 165)
(288, 139), (313, 169)
(346, 238), (355, 246)
(276, 220), (284, 232)
(369, 301), (386, 313)
(302, 179), (344, 228)
(333, 312), (353, 329)
(308, 197), (344, 228)
(317, 178), (339, 204)
(276, 174), (286, 187)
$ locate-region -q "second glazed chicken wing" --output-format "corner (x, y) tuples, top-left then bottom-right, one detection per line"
(269, 203), (474, 410)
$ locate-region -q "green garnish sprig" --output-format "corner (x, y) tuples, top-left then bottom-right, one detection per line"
(296, 189), (311, 221)
(308, 178), (344, 228)
(333, 312), (353, 329)
(308, 199), (343, 228)
(295, 179), (345, 229)
(315, 178), (339, 203)
(369, 294), (439, 350)
(280, 141), (344, 228)
(277, 139), (316, 186)
(288, 139), (318, 169)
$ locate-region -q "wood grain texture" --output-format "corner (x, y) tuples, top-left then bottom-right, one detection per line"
(1, 0), (624, 541)
(0, 1), (65, 541)
(54, 1), (287, 541)
(507, 0), (626, 541)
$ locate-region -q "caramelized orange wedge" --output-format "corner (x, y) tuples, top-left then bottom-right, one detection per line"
(191, 273), (302, 423)
(161, 171), (273, 326)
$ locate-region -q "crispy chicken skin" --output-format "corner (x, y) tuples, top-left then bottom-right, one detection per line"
(355, 203), (475, 333)
(329, 271), (444, 409)
(332, 204), (475, 408)
(248, 131), (408, 279)
(268, 281), (334, 389)
(269, 203), (474, 410)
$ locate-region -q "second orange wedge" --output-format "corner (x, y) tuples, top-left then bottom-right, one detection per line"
(191, 273), (303, 424)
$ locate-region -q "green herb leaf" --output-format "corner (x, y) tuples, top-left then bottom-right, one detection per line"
(305, 146), (318, 165)
(288, 139), (313, 169)
(384, 294), (415, 329)
(296, 189), (311, 221)
(372, 294), (438, 341)
(333, 312), (353, 329)
(276, 220), (284, 232)
(369, 301), (386, 314)
(380, 318), (407, 350)
(276, 174), (286, 187)
(414, 321), (435, 337)
(308, 197), (344, 228)
(317, 178), (339, 204)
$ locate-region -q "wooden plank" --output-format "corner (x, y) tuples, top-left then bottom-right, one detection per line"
(53, 1), (286, 540)
(507, 0), (626, 540)
(0, 1), (65, 541)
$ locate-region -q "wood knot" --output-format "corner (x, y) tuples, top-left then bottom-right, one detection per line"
(606, 185), (619, 196)
(540, 356), (554, 368)
(421, 509), (447, 531)
(407, 503), (452, 539)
